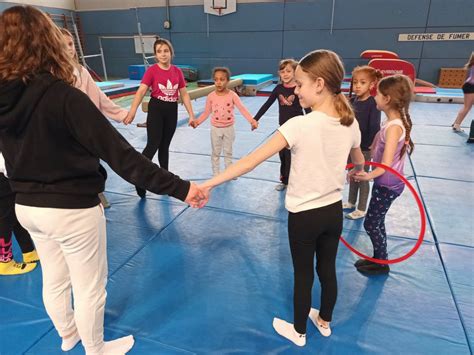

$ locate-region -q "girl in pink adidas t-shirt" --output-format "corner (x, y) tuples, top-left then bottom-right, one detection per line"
(125, 39), (196, 197)
(190, 67), (258, 176)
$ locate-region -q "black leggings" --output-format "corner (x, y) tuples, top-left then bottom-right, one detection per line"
(288, 200), (342, 334)
(279, 148), (291, 185)
(143, 97), (178, 170)
(0, 181), (35, 261)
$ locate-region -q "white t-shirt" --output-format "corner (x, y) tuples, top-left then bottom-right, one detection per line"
(278, 111), (361, 213)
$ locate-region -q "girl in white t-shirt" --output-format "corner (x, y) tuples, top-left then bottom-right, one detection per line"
(198, 50), (365, 347)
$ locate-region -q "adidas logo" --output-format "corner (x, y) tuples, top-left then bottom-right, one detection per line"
(158, 80), (179, 96)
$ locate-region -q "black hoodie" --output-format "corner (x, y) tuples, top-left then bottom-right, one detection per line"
(0, 73), (190, 208)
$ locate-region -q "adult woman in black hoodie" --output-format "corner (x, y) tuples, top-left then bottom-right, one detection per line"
(0, 6), (206, 355)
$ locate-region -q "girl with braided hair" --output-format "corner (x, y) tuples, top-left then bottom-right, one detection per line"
(351, 74), (414, 275)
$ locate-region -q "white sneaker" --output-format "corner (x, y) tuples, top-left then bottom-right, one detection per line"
(309, 308), (332, 337)
(342, 202), (355, 209)
(345, 209), (366, 220)
(452, 124), (464, 132)
(275, 183), (287, 191)
(272, 318), (306, 347)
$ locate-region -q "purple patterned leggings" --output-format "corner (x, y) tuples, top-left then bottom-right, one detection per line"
(363, 185), (400, 260)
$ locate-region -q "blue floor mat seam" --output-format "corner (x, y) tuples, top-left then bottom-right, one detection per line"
(415, 175), (474, 184)
(0, 296), (46, 313)
(21, 326), (55, 355)
(411, 156), (473, 354)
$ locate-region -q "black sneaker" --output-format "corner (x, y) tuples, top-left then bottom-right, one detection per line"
(467, 138), (474, 144)
(356, 261), (390, 275)
(135, 186), (146, 198)
(354, 258), (373, 268)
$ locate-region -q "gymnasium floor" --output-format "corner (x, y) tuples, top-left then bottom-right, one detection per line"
(0, 95), (473, 354)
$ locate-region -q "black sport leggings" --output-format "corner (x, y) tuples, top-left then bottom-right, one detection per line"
(0, 191), (35, 261)
(142, 97), (178, 170)
(288, 200), (342, 334)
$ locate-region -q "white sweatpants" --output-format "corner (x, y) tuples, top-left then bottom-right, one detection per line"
(211, 125), (235, 175)
(16, 204), (107, 354)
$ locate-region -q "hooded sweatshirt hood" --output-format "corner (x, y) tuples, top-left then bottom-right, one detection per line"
(0, 73), (60, 135)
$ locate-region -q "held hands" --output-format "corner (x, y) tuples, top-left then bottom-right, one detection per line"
(250, 119), (259, 131)
(350, 171), (371, 182)
(123, 111), (136, 125)
(184, 182), (209, 208)
(189, 120), (199, 129)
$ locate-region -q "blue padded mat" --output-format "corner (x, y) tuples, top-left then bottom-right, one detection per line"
(26, 208), (470, 354)
(230, 74), (273, 85)
(416, 177), (473, 247)
(2, 98), (473, 354)
(0, 299), (52, 355)
(411, 124), (471, 147)
(410, 145), (474, 182)
(411, 102), (473, 127)
(96, 81), (124, 90)
(438, 243), (474, 350)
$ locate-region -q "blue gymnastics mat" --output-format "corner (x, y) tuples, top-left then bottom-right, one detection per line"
(1, 97), (473, 354)
(96, 81), (124, 90)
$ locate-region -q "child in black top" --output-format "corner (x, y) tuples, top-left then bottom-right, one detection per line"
(344, 66), (382, 219)
(254, 59), (307, 191)
(0, 169), (38, 275)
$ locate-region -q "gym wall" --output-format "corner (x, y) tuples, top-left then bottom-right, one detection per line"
(1, 0), (473, 82)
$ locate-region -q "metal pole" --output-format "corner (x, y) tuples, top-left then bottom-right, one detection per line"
(98, 37), (108, 81)
(135, 8), (149, 67)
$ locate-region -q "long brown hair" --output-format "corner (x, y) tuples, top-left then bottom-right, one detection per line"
(0, 5), (75, 84)
(299, 50), (354, 126)
(377, 74), (414, 157)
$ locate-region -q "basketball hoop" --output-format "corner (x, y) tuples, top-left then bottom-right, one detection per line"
(213, 7), (224, 16)
(204, 0), (235, 16)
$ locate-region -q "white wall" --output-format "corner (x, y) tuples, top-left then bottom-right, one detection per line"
(1, 0), (75, 10)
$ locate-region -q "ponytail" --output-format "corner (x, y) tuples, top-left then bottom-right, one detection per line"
(334, 92), (355, 126)
(398, 105), (414, 157)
